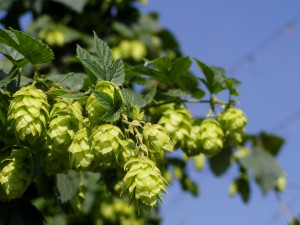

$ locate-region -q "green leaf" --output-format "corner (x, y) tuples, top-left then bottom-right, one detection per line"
(0, 28), (54, 66)
(94, 32), (113, 70)
(77, 34), (125, 86)
(238, 146), (282, 194)
(259, 132), (285, 156)
(225, 78), (241, 96)
(208, 147), (232, 176)
(0, 66), (19, 88)
(56, 170), (80, 203)
(236, 176), (250, 203)
(107, 57), (125, 86)
(53, 0), (88, 13)
(0, 43), (27, 67)
(170, 56), (192, 81)
(92, 89), (123, 122)
(194, 58), (215, 91)
(121, 88), (154, 108)
(112, 22), (135, 38)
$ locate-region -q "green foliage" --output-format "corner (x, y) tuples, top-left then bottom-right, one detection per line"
(0, 1), (287, 225)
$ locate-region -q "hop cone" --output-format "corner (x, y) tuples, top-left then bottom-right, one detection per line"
(0, 147), (33, 200)
(68, 127), (94, 171)
(47, 112), (80, 154)
(158, 107), (192, 148)
(218, 108), (247, 145)
(86, 81), (123, 126)
(90, 124), (124, 169)
(50, 98), (83, 121)
(7, 86), (49, 145)
(198, 120), (224, 157)
(142, 123), (173, 160)
(182, 125), (202, 157)
(122, 157), (167, 207)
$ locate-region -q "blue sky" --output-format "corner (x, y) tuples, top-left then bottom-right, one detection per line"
(141, 1), (300, 225)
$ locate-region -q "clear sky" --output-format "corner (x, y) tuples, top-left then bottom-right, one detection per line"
(140, 1), (300, 225)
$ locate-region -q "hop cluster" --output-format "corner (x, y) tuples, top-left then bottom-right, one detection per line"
(7, 86), (49, 146)
(122, 157), (167, 207)
(218, 108), (247, 145)
(0, 147), (33, 200)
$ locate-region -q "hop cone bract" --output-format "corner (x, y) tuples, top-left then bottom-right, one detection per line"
(143, 124), (173, 160)
(90, 124), (124, 169)
(199, 120), (224, 157)
(122, 157), (167, 207)
(7, 86), (49, 145)
(0, 147), (33, 200)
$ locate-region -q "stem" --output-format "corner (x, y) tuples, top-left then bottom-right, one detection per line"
(275, 192), (293, 223)
(146, 99), (211, 108)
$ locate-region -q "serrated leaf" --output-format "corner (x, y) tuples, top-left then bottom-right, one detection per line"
(238, 146), (282, 194)
(194, 58), (215, 91)
(259, 132), (285, 156)
(170, 56), (192, 81)
(56, 171), (80, 203)
(225, 78), (241, 96)
(0, 43), (27, 67)
(0, 66), (19, 88)
(77, 34), (125, 86)
(92, 89), (123, 122)
(107, 57), (125, 86)
(208, 147), (232, 176)
(0, 28), (54, 65)
(94, 31), (113, 69)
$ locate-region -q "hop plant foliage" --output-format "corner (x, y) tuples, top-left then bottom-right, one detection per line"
(0, 20), (283, 225)
(7, 86), (49, 146)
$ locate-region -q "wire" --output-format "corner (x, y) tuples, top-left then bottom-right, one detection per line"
(229, 11), (300, 76)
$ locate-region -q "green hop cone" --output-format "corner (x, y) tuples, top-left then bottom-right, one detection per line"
(86, 81), (123, 126)
(7, 86), (49, 146)
(142, 123), (173, 160)
(90, 124), (124, 169)
(0, 147), (33, 200)
(198, 119), (224, 157)
(47, 112), (80, 154)
(68, 127), (94, 171)
(122, 157), (167, 208)
(218, 108), (247, 145)
(158, 107), (192, 148)
(182, 125), (202, 157)
(50, 98), (83, 122)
